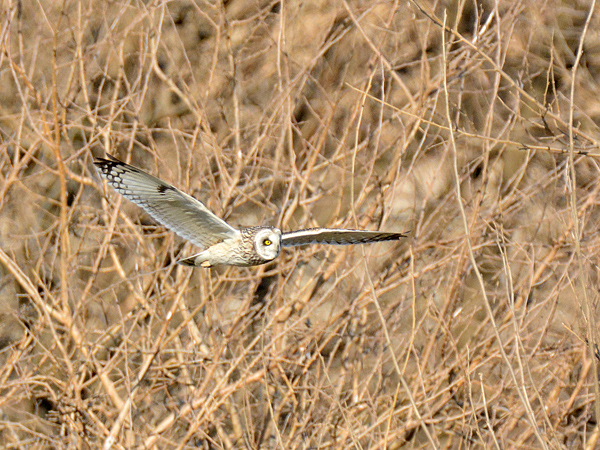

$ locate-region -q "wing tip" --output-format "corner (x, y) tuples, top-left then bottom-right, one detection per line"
(373, 232), (407, 243)
(93, 154), (126, 175)
(93, 153), (121, 164)
(390, 233), (407, 242)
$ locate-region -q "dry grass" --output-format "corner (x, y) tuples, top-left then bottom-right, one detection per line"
(1, 0), (600, 448)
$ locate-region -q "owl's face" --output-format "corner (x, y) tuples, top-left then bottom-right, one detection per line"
(253, 227), (282, 262)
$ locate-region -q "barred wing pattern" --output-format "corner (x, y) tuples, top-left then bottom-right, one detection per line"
(94, 157), (240, 248)
(281, 228), (406, 247)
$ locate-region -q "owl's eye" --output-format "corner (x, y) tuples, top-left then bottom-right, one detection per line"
(263, 239), (272, 246)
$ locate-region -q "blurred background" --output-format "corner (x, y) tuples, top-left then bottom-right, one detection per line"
(1, 0), (600, 448)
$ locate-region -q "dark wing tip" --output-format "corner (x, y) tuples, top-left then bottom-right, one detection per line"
(381, 230), (409, 239)
(93, 153), (127, 168)
(94, 153), (121, 162)
(94, 155), (148, 180)
(370, 232), (407, 243)
(93, 155), (122, 172)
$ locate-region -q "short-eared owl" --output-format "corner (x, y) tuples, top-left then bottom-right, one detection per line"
(94, 155), (406, 267)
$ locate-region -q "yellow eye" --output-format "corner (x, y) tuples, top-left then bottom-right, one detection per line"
(263, 239), (272, 246)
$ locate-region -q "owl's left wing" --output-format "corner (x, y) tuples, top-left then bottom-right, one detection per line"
(94, 156), (240, 248)
(281, 228), (406, 247)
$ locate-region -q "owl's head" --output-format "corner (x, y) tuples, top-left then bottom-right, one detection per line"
(253, 227), (282, 261)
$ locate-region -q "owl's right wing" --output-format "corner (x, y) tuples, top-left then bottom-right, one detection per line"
(94, 156), (240, 248)
(281, 228), (406, 247)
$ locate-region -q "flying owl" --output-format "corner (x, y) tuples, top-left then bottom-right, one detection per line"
(94, 155), (406, 267)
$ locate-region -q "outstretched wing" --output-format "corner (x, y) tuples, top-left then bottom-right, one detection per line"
(94, 156), (240, 248)
(281, 228), (406, 247)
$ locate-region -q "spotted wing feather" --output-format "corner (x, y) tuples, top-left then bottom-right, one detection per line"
(281, 228), (406, 247)
(94, 156), (239, 248)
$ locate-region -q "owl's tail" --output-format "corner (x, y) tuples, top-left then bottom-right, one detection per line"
(177, 254), (212, 268)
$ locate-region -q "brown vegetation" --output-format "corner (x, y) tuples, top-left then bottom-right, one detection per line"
(1, 0), (600, 448)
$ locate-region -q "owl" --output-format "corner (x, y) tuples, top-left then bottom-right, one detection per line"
(94, 155), (406, 267)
